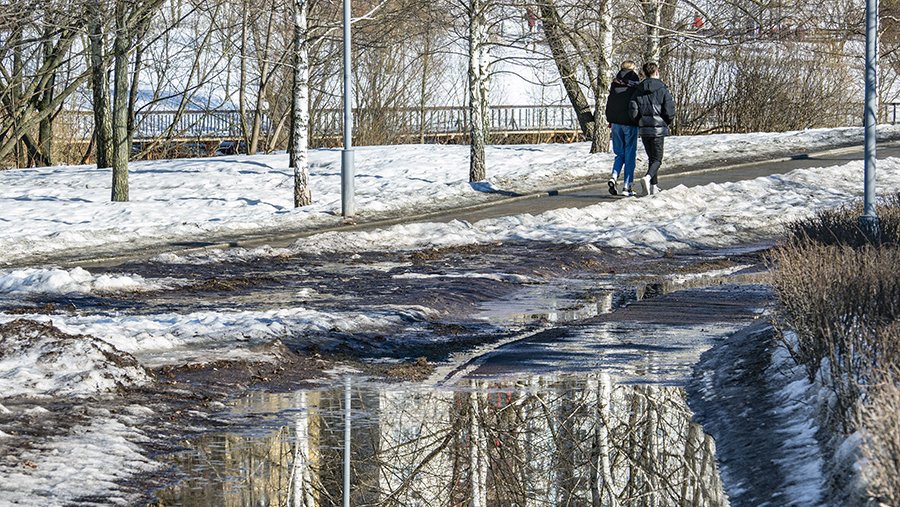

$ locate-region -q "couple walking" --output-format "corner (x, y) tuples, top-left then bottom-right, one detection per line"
(605, 61), (675, 197)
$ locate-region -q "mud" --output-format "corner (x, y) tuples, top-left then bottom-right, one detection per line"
(0, 240), (780, 505)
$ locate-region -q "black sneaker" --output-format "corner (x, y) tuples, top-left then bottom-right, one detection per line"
(607, 178), (618, 195)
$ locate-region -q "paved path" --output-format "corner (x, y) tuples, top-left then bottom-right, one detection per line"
(439, 142), (900, 223)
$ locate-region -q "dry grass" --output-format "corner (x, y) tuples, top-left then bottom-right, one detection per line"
(772, 245), (900, 424)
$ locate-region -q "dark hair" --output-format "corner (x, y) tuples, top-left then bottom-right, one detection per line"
(642, 62), (659, 77)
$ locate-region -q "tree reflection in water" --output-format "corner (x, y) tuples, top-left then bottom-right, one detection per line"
(157, 374), (728, 506)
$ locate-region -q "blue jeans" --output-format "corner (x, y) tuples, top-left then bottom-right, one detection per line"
(610, 123), (638, 188)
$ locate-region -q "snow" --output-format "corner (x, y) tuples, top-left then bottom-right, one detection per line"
(0, 320), (151, 398)
(768, 331), (827, 506)
(0, 305), (438, 368)
(195, 156), (898, 258)
(0, 267), (172, 296)
(1, 126), (897, 265)
(0, 408), (157, 506)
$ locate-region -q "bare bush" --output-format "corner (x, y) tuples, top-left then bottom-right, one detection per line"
(858, 365), (900, 506)
(772, 244), (900, 422)
(773, 197), (900, 498)
(784, 194), (900, 248)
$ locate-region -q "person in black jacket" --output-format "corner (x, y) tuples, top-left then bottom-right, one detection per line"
(604, 61), (640, 196)
(629, 62), (675, 195)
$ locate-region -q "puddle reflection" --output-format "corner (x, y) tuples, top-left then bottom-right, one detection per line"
(157, 374), (728, 506)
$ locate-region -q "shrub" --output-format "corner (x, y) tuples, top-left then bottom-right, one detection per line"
(784, 193), (900, 248)
(858, 367), (900, 506)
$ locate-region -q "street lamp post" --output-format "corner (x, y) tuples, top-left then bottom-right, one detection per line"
(341, 0), (355, 218)
(860, 0), (880, 241)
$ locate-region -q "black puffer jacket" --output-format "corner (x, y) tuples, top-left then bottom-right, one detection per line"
(604, 69), (640, 126)
(628, 78), (675, 137)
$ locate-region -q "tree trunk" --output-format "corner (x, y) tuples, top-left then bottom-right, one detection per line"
(89, 0), (113, 169)
(642, 0), (662, 63)
(36, 24), (56, 167)
(111, 0), (130, 202)
(467, 0), (488, 182)
(539, 0), (594, 138)
(590, 0), (613, 154)
(239, 2), (250, 149)
(12, 27), (25, 168)
(291, 0), (312, 207)
(250, 6), (277, 155)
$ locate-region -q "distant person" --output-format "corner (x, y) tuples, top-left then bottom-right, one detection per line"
(604, 61), (640, 196)
(629, 62), (675, 196)
(693, 15), (704, 30)
(525, 8), (538, 32)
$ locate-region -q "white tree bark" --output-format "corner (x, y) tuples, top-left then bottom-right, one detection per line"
(642, 0), (662, 63)
(590, 0), (613, 154)
(469, 387), (487, 507)
(467, 0), (490, 182)
(291, 0), (312, 207)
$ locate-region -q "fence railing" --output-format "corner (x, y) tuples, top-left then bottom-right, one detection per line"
(63, 105), (580, 142)
(888, 102), (899, 125)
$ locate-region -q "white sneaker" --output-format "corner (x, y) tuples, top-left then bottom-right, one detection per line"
(622, 187), (636, 197)
(650, 184), (661, 195)
(639, 174), (651, 196)
(607, 177), (618, 195)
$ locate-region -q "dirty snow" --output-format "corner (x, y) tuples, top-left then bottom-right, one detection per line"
(0, 408), (157, 505)
(0, 305), (438, 368)
(0, 320), (151, 398)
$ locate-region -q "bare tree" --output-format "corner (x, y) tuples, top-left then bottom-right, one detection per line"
(466, 0), (491, 182)
(291, 0), (312, 207)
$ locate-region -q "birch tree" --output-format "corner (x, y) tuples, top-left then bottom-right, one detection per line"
(466, 0), (491, 182)
(641, 0), (662, 63)
(589, 0), (613, 154)
(290, 0), (312, 207)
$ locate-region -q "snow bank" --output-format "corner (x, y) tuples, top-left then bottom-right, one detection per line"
(1, 126), (897, 265)
(767, 337), (827, 506)
(0, 267), (170, 296)
(244, 158), (899, 256)
(0, 320), (151, 398)
(0, 306), (438, 367)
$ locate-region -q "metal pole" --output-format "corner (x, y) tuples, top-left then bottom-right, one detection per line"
(860, 0), (880, 241)
(343, 377), (351, 507)
(341, 0), (355, 218)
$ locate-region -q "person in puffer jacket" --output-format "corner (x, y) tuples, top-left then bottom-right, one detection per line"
(629, 62), (676, 196)
(604, 61), (641, 196)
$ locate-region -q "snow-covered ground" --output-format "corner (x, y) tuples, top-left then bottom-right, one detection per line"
(1, 127), (898, 505)
(1, 126), (897, 265)
(156, 152), (900, 263)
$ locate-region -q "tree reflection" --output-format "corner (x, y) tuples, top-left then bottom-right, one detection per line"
(157, 374), (728, 506)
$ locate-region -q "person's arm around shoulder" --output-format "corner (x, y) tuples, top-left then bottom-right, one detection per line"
(628, 94), (640, 124)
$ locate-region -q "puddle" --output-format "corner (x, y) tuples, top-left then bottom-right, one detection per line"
(155, 374), (729, 506)
(475, 278), (616, 325)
